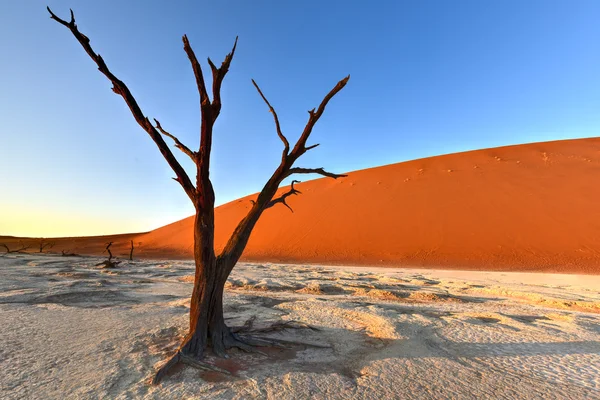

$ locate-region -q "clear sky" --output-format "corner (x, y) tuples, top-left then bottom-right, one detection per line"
(1, 1), (599, 237)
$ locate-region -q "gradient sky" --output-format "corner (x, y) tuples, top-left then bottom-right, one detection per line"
(1, 1), (600, 237)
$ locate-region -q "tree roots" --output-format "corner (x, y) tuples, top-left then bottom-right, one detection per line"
(151, 350), (232, 385)
(232, 318), (321, 334)
(151, 318), (326, 385)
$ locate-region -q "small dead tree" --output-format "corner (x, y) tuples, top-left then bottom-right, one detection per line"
(97, 241), (119, 268)
(105, 242), (113, 262)
(1, 241), (31, 254)
(61, 249), (79, 257)
(129, 240), (134, 261)
(39, 239), (55, 253)
(48, 7), (348, 384)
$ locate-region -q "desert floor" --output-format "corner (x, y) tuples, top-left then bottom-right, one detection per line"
(2, 254), (600, 399)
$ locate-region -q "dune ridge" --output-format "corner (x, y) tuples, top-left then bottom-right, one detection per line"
(4, 137), (600, 274)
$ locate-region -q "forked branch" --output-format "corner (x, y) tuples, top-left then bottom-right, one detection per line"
(182, 34), (237, 203)
(207, 37), (238, 111)
(265, 180), (301, 212)
(183, 35), (238, 115)
(220, 76), (349, 265)
(47, 7), (196, 203)
(290, 75), (350, 159)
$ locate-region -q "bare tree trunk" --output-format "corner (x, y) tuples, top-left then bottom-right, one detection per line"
(105, 242), (113, 262)
(129, 240), (134, 261)
(183, 211), (217, 354)
(39, 240), (55, 253)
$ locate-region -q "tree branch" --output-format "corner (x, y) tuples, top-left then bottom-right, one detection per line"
(154, 119), (196, 162)
(290, 75), (350, 159)
(251, 79), (289, 159)
(207, 37), (238, 113)
(48, 7), (196, 203)
(182, 34), (210, 108)
(265, 180), (301, 212)
(286, 167), (347, 180)
(218, 76), (349, 267)
(182, 35), (236, 210)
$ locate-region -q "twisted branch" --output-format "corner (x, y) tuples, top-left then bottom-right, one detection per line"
(265, 180), (302, 212)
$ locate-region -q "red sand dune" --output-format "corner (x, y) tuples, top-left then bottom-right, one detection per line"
(4, 138), (600, 273)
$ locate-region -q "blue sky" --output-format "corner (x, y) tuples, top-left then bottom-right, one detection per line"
(1, 1), (599, 237)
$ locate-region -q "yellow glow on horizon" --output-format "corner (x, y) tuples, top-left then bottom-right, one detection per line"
(0, 207), (153, 238)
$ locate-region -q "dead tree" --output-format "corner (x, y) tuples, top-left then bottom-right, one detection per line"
(129, 240), (134, 261)
(104, 242), (113, 262)
(97, 241), (119, 268)
(48, 7), (348, 384)
(1, 241), (31, 254)
(39, 239), (55, 253)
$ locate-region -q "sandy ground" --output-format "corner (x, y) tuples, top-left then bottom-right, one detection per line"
(5, 137), (600, 273)
(2, 254), (600, 399)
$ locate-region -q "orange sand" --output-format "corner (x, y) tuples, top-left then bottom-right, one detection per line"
(4, 138), (600, 274)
